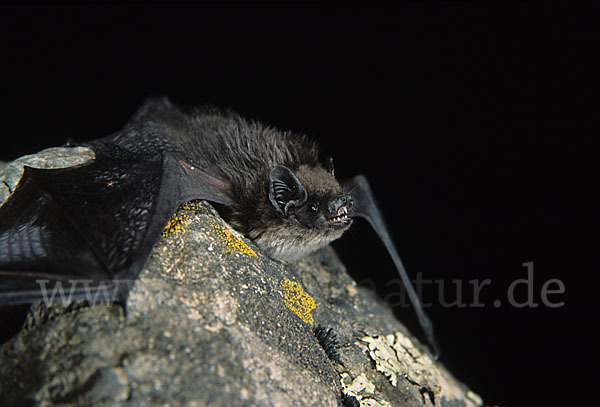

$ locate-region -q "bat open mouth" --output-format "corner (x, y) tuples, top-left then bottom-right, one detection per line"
(327, 205), (351, 227)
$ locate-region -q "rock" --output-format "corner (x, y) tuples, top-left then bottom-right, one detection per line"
(0, 150), (483, 407)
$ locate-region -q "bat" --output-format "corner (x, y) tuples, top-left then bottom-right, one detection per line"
(0, 97), (437, 354)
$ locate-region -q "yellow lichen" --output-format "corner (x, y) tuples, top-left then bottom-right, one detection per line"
(162, 202), (199, 237)
(162, 212), (188, 236)
(181, 202), (199, 210)
(162, 202), (258, 258)
(281, 277), (316, 324)
(209, 220), (257, 257)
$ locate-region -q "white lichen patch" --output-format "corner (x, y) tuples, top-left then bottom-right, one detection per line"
(340, 372), (393, 407)
(360, 332), (484, 406)
(361, 332), (440, 393)
(0, 146), (95, 206)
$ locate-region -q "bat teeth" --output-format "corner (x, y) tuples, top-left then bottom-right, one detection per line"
(330, 212), (349, 223)
(335, 206), (349, 217)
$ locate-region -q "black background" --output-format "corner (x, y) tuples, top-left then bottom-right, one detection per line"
(0, 5), (594, 407)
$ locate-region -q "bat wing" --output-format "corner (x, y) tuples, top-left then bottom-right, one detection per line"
(344, 175), (439, 357)
(0, 129), (232, 306)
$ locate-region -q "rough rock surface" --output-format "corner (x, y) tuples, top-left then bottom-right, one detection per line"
(0, 149), (483, 407)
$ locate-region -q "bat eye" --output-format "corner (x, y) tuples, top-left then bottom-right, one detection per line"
(310, 202), (319, 212)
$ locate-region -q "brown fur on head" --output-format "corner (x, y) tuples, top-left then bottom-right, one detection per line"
(294, 165), (342, 197)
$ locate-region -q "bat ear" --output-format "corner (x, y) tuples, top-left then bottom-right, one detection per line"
(326, 156), (335, 176)
(268, 165), (308, 216)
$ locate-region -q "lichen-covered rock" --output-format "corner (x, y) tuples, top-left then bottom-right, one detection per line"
(0, 150), (482, 407)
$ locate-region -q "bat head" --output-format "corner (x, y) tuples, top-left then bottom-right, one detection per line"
(268, 165), (353, 230)
(251, 164), (353, 261)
